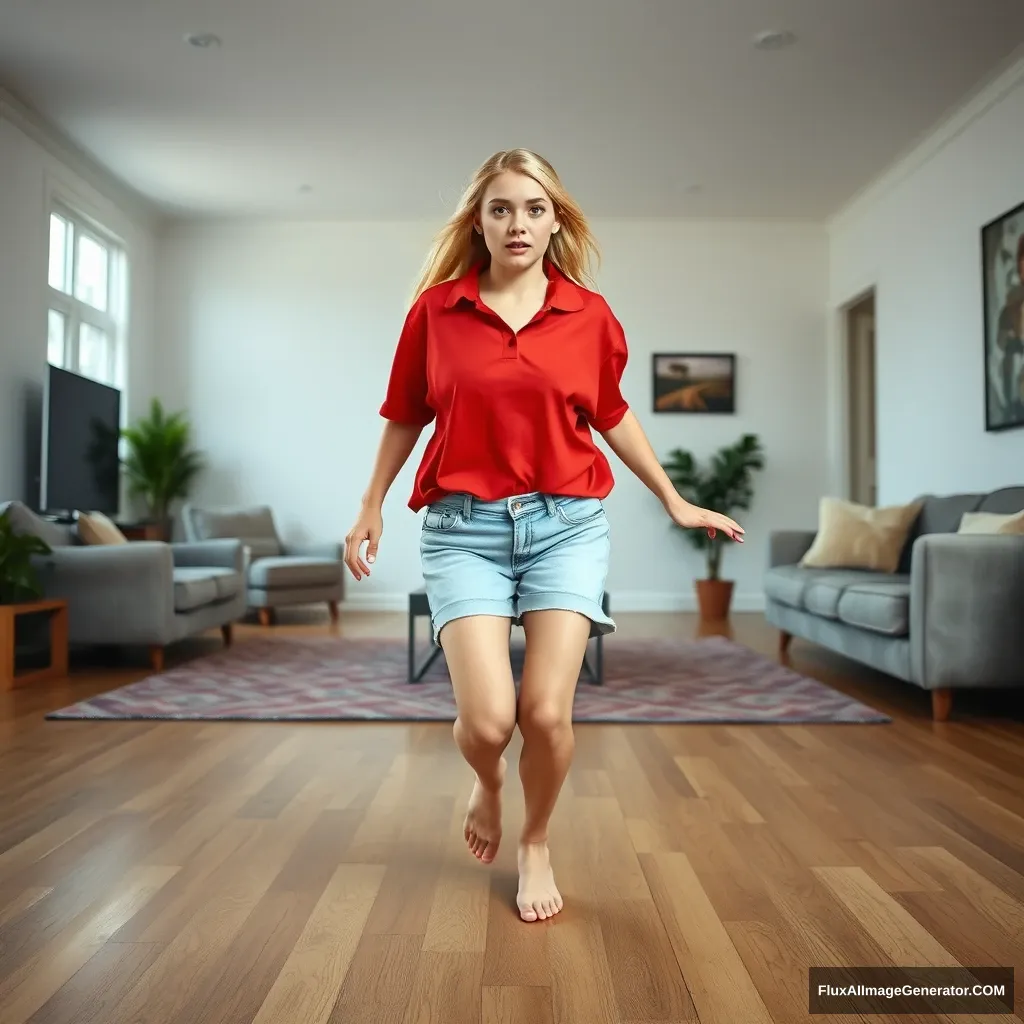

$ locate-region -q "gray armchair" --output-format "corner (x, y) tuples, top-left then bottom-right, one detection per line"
(180, 503), (343, 625)
(2, 500), (246, 671)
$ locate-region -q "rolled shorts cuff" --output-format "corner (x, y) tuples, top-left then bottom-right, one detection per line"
(515, 590), (616, 640)
(431, 597), (515, 645)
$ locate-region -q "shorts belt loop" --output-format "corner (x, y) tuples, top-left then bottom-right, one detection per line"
(463, 493), (473, 521)
(543, 494), (557, 517)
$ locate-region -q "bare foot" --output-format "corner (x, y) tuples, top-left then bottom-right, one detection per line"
(517, 841), (563, 922)
(464, 757), (505, 863)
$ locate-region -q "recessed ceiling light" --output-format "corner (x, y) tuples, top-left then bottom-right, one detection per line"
(753, 29), (796, 50)
(185, 32), (222, 48)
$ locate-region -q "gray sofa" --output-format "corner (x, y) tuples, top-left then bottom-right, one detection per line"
(180, 503), (343, 625)
(2, 500), (246, 671)
(765, 486), (1024, 720)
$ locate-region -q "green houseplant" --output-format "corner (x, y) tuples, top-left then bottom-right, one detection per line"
(661, 432), (765, 618)
(0, 508), (52, 605)
(121, 398), (205, 538)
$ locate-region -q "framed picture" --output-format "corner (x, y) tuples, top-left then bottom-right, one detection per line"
(652, 352), (735, 413)
(981, 199), (1024, 432)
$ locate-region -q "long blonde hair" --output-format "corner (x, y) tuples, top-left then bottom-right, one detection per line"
(411, 149), (600, 303)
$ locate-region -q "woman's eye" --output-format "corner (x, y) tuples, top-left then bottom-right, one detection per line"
(530, 206), (545, 215)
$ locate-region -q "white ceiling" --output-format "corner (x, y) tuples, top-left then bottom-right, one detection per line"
(1, 0), (1023, 222)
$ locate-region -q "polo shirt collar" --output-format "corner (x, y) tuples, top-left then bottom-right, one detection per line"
(444, 259), (584, 312)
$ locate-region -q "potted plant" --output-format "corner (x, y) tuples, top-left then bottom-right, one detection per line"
(121, 398), (205, 540)
(661, 432), (765, 619)
(0, 509), (52, 605)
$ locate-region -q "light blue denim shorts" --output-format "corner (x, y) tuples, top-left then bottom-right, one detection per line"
(419, 491), (616, 645)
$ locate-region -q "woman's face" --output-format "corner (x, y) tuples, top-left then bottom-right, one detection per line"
(476, 171), (559, 274)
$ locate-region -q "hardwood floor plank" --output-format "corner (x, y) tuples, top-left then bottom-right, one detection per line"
(250, 862), (386, 1024)
(329, 934), (421, 1024)
(482, 985), (554, 1024)
(598, 898), (697, 1021)
(640, 851), (773, 1024)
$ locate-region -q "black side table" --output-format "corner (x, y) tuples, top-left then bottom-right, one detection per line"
(407, 589), (610, 685)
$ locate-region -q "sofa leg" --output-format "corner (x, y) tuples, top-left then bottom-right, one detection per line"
(149, 645), (165, 673)
(779, 630), (793, 655)
(931, 688), (952, 722)
(328, 600), (339, 624)
(221, 623), (233, 646)
(258, 607), (273, 627)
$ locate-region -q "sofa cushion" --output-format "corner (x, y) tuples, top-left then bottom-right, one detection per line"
(187, 506), (282, 559)
(800, 496), (921, 573)
(173, 568), (219, 612)
(958, 509), (1024, 535)
(1, 500), (75, 547)
(76, 510), (128, 545)
(765, 565), (910, 635)
(763, 565), (812, 609)
(247, 556), (342, 590)
(173, 567), (243, 612)
(973, 486), (1024, 516)
(836, 581), (910, 637)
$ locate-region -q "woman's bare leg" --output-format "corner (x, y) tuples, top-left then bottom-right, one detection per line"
(439, 614), (517, 863)
(515, 609), (592, 921)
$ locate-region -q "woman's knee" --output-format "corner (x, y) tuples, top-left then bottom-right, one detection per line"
(518, 699), (572, 742)
(456, 711), (515, 751)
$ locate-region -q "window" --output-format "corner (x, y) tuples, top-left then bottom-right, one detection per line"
(46, 206), (128, 389)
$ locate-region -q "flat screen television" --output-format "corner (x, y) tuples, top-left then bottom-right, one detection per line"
(40, 365), (122, 516)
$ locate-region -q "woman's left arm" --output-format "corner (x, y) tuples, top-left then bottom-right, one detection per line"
(600, 410), (745, 542)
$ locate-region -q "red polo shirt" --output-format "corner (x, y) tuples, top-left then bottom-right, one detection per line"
(379, 260), (630, 511)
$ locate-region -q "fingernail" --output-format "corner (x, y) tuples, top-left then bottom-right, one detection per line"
(368, 555), (375, 563)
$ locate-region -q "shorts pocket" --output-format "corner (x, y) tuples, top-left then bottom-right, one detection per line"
(422, 506), (462, 532)
(554, 497), (605, 526)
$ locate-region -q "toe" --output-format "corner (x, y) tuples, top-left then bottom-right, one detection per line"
(519, 904), (538, 922)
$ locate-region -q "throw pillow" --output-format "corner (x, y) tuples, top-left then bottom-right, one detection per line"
(957, 509), (1024, 535)
(77, 511), (128, 545)
(799, 496), (922, 573)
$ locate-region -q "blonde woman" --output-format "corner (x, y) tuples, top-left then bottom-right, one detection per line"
(345, 149), (743, 923)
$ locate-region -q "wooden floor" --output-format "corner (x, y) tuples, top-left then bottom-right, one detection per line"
(1, 610), (1022, 1024)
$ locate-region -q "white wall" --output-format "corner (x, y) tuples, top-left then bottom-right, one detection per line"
(157, 219), (829, 611)
(0, 92), (160, 508)
(828, 60), (1024, 503)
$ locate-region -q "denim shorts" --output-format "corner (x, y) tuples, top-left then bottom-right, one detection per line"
(419, 491), (616, 645)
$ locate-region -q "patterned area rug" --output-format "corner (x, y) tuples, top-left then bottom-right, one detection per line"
(47, 635), (889, 724)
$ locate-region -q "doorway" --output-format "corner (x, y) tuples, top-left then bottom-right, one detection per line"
(845, 291), (876, 506)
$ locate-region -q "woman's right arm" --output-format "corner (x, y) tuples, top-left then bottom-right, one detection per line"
(344, 420), (424, 580)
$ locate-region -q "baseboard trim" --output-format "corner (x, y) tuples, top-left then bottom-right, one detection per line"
(341, 590), (766, 614)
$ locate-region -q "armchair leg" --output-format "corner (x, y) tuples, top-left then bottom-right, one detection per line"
(779, 630), (793, 655)
(258, 608), (274, 627)
(149, 645), (165, 673)
(221, 623), (233, 646)
(930, 688), (952, 722)
(328, 600), (339, 624)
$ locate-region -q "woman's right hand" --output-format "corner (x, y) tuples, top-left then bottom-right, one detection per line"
(344, 505), (383, 581)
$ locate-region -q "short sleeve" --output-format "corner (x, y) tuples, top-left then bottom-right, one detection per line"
(379, 298), (435, 426)
(589, 308), (629, 431)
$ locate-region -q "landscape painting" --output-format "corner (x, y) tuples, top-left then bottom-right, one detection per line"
(652, 353), (735, 413)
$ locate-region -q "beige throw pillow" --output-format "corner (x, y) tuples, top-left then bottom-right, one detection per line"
(957, 509), (1024, 535)
(77, 511), (128, 545)
(799, 496), (921, 573)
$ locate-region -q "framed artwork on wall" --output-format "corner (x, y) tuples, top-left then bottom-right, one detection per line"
(651, 352), (735, 413)
(981, 198), (1024, 432)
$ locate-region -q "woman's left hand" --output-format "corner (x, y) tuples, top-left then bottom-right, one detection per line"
(666, 496), (745, 542)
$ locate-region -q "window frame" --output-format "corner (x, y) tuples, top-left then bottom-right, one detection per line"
(46, 199), (127, 390)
